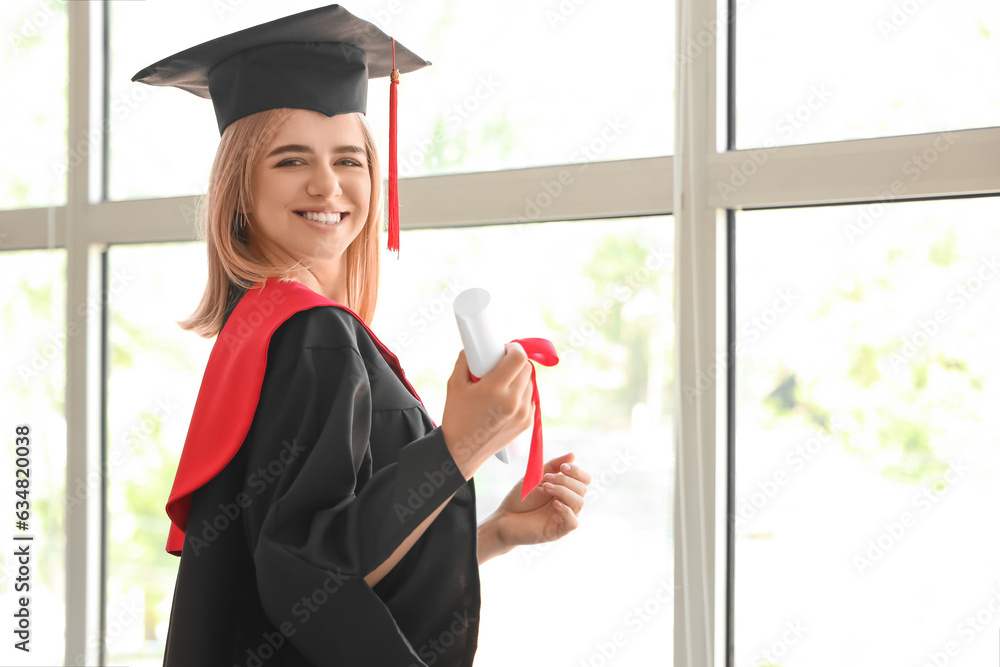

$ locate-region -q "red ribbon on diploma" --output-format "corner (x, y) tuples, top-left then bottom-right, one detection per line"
(469, 337), (559, 501)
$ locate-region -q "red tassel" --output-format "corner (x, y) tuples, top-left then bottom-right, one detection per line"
(388, 39), (400, 254)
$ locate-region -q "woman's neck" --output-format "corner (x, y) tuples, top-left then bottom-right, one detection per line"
(293, 261), (349, 305)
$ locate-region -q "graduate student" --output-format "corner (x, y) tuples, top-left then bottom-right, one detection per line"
(132, 4), (591, 666)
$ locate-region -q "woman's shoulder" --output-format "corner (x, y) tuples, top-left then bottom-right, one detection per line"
(270, 304), (366, 355)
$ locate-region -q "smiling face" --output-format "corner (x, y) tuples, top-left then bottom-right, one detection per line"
(248, 109), (372, 273)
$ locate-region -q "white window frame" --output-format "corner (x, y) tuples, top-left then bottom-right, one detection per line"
(0, 1), (997, 665)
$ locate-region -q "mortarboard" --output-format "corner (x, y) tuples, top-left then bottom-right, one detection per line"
(131, 3), (430, 253)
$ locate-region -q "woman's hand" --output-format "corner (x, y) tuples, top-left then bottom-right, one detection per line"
(479, 452), (591, 562)
(440, 343), (535, 480)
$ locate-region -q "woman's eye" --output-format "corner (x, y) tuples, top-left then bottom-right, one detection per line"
(275, 157), (363, 167)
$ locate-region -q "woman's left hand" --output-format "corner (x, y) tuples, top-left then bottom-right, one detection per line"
(492, 452), (591, 551)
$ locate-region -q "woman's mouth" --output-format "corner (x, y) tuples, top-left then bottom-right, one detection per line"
(295, 210), (343, 225)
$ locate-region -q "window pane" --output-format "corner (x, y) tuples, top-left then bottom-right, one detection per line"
(376, 218), (674, 665)
(107, 216), (674, 664)
(106, 243), (211, 665)
(109, 0), (673, 200)
(736, 0), (1000, 148)
(735, 199), (1000, 666)
(0, 250), (67, 664)
(0, 2), (67, 210)
(107, 2), (221, 201)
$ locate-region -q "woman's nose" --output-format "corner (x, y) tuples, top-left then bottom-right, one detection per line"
(306, 162), (342, 197)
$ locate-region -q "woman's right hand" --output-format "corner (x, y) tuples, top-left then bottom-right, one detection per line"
(440, 342), (535, 480)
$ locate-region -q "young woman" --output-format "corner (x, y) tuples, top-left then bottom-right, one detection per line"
(133, 6), (591, 666)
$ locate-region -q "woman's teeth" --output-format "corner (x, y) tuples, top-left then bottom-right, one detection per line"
(298, 211), (342, 224)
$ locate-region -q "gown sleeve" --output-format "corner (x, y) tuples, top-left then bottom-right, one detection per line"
(239, 306), (471, 665)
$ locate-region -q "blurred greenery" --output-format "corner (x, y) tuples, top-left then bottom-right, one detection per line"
(544, 231), (673, 431)
(743, 212), (994, 487)
(113, 404), (173, 645)
(0, 1), (68, 210)
(0, 252), (67, 667)
(1, 259), (67, 597)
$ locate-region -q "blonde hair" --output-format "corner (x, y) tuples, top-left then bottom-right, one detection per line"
(178, 109), (383, 338)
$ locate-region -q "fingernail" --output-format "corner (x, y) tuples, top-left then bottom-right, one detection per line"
(561, 463), (572, 473)
(544, 473), (555, 481)
(543, 482), (554, 490)
(553, 500), (563, 508)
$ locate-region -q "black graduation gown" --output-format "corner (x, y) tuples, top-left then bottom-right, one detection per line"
(161, 284), (481, 666)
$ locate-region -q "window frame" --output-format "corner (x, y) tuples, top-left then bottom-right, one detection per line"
(0, 1), (997, 665)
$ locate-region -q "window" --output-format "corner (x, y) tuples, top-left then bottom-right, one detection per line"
(736, 0), (1000, 147)
(0, 250), (67, 664)
(107, 0), (673, 201)
(105, 243), (212, 664)
(98, 1), (676, 661)
(100, 217), (673, 666)
(1, 0), (997, 664)
(0, 2), (68, 210)
(734, 198), (1000, 666)
(377, 218), (673, 665)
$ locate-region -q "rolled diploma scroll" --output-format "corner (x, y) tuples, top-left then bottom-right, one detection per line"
(453, 288), (511, 464)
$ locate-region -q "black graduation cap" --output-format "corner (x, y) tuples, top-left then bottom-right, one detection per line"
(131, 3), (431, 253)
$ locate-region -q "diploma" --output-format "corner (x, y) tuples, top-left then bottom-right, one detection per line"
(453, 288), (511, 463)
